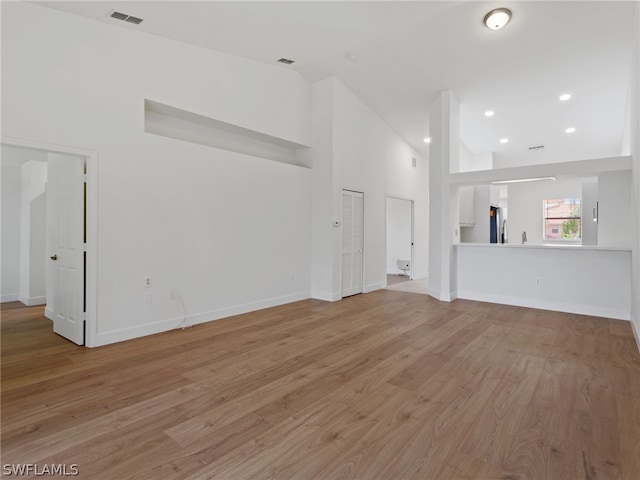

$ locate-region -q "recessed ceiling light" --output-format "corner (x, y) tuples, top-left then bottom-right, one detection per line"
(499, 138), (509, 144)
(559, 93), (572, 102)
(484, 8), (512, 30)
(424, 137), (431, 143)
(565, 127), (576, 133)
(484, 110), (495, 117)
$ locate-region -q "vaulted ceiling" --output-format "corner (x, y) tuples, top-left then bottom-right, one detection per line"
(36, 1), (637, 167)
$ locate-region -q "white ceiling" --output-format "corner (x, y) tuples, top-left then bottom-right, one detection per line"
(35, 1), (636, 166)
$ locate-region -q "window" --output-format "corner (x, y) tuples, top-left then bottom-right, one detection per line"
(543, 198), (581, 241)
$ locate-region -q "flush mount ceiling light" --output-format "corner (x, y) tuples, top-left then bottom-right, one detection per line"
(424, 137), (431, 143)
(484, 8), (512, 30)
(484, 110), (495, 117)
(565, 127), (576, 133)
(559, 93), (572, 102)
(499, 138), (509, 144)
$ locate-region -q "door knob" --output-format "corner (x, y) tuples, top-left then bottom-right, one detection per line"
(50, 254), (58, 261)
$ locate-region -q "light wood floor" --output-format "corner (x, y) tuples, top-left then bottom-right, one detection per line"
(386, 274), (411, 286)
(386, 277), (429, 295)
(2, 293), (640, 480)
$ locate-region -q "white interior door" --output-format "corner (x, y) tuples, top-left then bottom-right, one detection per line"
(46, 154), (85, 345)
(341, 190), (364, 297)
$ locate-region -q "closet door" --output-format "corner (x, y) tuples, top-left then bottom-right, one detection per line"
(341, 190), (364, 297)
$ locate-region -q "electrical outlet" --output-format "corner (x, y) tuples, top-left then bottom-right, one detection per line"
(534, 277), (542, 286)
(144, 276), (152, 288)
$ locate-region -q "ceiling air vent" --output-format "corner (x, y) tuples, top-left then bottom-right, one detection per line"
(110, 10), (144, 25)
(277, 58), (295, 65)
(528, 145), (545, 150)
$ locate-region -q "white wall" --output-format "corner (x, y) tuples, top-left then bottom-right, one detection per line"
(2, 2), (312, 345)
(306, 78), (428, 300)
(459, 143), (494, 173)
(306, 78), (339, 301)
(428, 91), (459, 301)
(630, 3), (640, 348)
(459, 141), (472, 173)
(1, 159), (22, 302)
(460, 185), (491, 243)
(473, 152), (493, 171)
(598, 171), (632, 248)
(457, 245), (632, 320)
(332, 79), (429, 293)
(386, 197), (412, 275)
(19, 161), (48, 306)
(507, 178), (584, 245)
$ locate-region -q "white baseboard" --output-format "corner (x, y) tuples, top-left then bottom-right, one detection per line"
(426, 287), (456, 302)
(457, 290), (631, 321)
(94, 291), (310, 347)
(19, 296), (46, 306)
(310, 291), (341, 302)
(631, 320), (640, 354)
(1, 294), (19, 303)
(412, 272), (429, 280)
(45, 306), (55, 321)
(364, 282), (385, 294)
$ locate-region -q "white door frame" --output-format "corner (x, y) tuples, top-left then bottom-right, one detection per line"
(385, 194), (415, 281)
(2, 136), (98, 347)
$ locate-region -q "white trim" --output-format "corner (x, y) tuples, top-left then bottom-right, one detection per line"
(455, 243), (631, 252)
(1, 136), (98, 347)
(94, 291), (309, 347)
(631, 321), (640, 354)
(45, 306), (55, 320)
(412, 271), (429, 280)
(457, 290), (631, 321)
(1, 294), (20, 303)
(385, 193), (415, 202)
(427, 287), (456, 302)
(385, 194), (415, 282)
(364, 281), (385, 293)
(310, 291), (342, 302)
(18, 296), (46, 306)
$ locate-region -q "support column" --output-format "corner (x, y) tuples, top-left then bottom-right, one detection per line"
(428, 90), (460, 301)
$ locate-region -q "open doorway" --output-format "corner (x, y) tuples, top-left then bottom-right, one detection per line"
(386, 195), (414, 287)
(1, 138), (97, 346)
(1, 146), (48, 307)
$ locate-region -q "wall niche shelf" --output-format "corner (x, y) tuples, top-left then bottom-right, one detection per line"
(144, 99), (310, 167)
